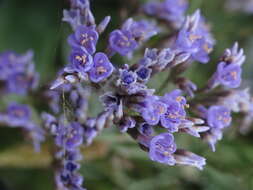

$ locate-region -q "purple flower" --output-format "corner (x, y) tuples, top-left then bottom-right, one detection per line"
(142, 109), (160, 125)
(56, 170), (85, 190)
(71, 0), (90, 10)
(173, 10), (214, 63)
(203, 128), (223, 152)
(119, 116), (136, 133)
(149, 133), (177, 165)
(109, 30), (138, 56)
(6, 72), (38, 95)
(68, 26), (99, 54)
(0, 51), (33, 79)
(139, 48), (176, 70)
(62, 9), (82, 30)
(163, 89), (187, 106)
(83, 126), (97, 145)
(122, 19), (158, 42)
(56, 122), (84, 150)
(207, 105), (231, 129)
(7, 103), (31, 122)
(160, 92), (187, 132)
(0, 103), (45, 151)
(97, 16), (111, 34)
(89, 52), (114, 83)
(216, 62), (242, 88)
(144, 0), (188, 27)
(69, 47), (93, 73)
(141, 98), (167, 125)
(138, 123), (154, 136)
(136, 66), (152, 82)
(174, 149), (206, 170)
(119, 68), (137, 85)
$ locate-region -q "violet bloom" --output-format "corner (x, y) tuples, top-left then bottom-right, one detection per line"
(203, 128), (223, 152)
(141, 98), (167, 126)
(139, 48), (176, 70)
(68, 26), (99, 54)
(216, 62), (242, 88)
(138, 123), (154, 136)
(174, 149), (206, 170)
(56, 122), (84, 150)
(89, 52), (114, 83)
(109, 30), (138, 56)
(6, 103), (31, 126)
(69, 47), (93, 73)
(163, 89), (187, 106)
(174, 10), (214, 63)
(122, 19), (158, 42)
(207, 105), (231, 129)
(6, 72), (37, 95)
(119, 116), (136, 133)
(149, 133), (177, 165)
(144, 0), (188, 27)
(62, 9), (82, 30)
(119, 68), (137, 86)
(136, 66), (152, 82)
(70, 0), (90, 10)
(160, 99), (186, 132)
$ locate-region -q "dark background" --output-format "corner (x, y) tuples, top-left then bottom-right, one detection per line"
(0, 0), (253, 189)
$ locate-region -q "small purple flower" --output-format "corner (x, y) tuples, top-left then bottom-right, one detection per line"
(109, 30), (138, 56)
(6, 72), (37, 95)
(142, 109), (160, 126)
(119, 116), (136, 133)
(138, 123), (154, 136)
(119, 68), (137, 85)
(203, 128), (223, 152)
(173, 10), (214, 63)
(222, 43), (245, 66)
(69, 47), (93, 73)
(149, 133), (177, 165)
(216, 62), (242, 88)
(71, 0), (90, 10)
(160, 94), (186, 132)
(89, 52), (114, 83)
(207, 105), (231, 129)
(68, 26), (99, 54)
(144, 0), (188, 27)
(173, 149), (206, 170)
(139, 48), (176, 70)
(7, 103), (31, 122)
(97, 16), (111, 34)
(163, 89), (187, 106)
(141, 97), (167, 125)
(83, 126), (97, 145)
(122, 19), (158, 41)
(56, 122), (84, 150)
(136, 66), (152, 82)
(62, 9), (82, 30)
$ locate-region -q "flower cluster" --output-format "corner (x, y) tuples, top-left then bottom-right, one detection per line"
(0, 50), (39, 95)
(0, 102), (44, 152)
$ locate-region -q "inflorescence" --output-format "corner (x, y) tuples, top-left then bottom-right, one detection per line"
(1, 0), (253, 189)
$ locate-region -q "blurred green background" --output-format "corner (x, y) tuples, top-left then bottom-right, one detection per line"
(0, 0), (253, 189)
